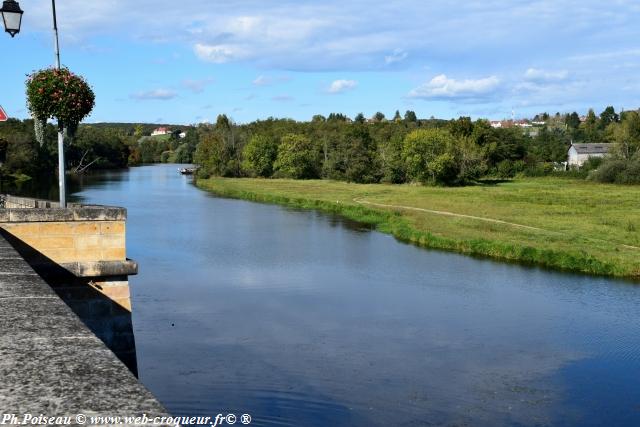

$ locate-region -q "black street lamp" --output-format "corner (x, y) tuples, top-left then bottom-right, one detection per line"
(0, 0), (23, 37)
(3, 0), (68, 208)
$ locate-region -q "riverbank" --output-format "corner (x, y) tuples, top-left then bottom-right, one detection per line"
(196, 177), (640, 278)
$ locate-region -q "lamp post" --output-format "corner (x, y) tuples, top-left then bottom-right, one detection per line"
(0, 0), (23, 37)
(51, 0), (65, 207)
(1, 0), (67, 207)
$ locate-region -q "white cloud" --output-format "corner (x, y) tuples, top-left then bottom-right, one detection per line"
(252, 75), (291, 86)
(130, 89), (177, 100)
(20, 0), (640, 116)
(183, 78), (214, 94)
(568, 48), (640, 62)
(25, 0), (640, 73)
(523, 68), (569, 83)
(384, 49), (408, 65)
(409, 74), (500, 100)
(327, 80), (358, 94)
(253, 76), (270, 86)
(194, 43), (247, 63)
(272, 95), (294, 102)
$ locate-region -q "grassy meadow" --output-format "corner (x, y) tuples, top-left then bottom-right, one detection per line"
(197, 177), (640, 278)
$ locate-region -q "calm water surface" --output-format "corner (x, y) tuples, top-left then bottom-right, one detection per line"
(72, 164), (640, 426)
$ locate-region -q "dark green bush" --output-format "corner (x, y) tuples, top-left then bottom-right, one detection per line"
(524, 162), (554, 177)
(589, 159), (628, 183)
(616, 160), (640, 184)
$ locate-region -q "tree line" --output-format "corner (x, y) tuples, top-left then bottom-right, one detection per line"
(193, 107), (640, 185)
(1, 105), (639, 188)
(0, 119), (198, 181)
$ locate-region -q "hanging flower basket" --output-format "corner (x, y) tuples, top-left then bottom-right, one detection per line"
(26, 67), (95, 143)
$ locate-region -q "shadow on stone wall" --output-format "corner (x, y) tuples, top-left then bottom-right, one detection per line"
(0, 230), (138, 376)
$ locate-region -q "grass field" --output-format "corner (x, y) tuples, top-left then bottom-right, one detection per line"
(197, 177), (640, 278)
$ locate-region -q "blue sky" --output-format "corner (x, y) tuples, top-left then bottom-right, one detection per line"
(2, 0), (640, 124)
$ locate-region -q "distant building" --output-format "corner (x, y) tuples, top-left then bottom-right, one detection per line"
(568, 143), (612, 167)
(514, 120), (532, 128)
(151, 127), (170, 136)
(491, 120), (530, 129)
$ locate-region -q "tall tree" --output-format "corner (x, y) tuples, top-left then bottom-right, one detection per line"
(581, 109), (600, 143)
(242, 135), (278, 177)
(345, 126), (379, 183)
(404, 110), (417, 123)
(273, 134), (319, 179)
(372, 112), (386, 122)
(565, 112), (581, 129)
(600, 106), (619, 128)
(402, 128), (459, 184)
(193, 132), (226, 178)
(213, 114), (242, 176)
(449, 117), (474, 138)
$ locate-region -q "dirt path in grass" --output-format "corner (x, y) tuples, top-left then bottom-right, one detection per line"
(353, 197), (640, 250)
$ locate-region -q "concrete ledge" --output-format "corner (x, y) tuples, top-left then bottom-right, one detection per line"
(0, 195), (126, 222)
(60, 259), (139, 277)
(0, 234), (171, 422)
(2, 207), (126, 223)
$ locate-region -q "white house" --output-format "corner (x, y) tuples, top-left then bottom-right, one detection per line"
(514, 120), (532, 128)
(567, 143), (612, 167)
(151, 127), (170, 136)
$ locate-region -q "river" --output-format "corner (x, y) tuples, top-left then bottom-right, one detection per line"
(70, 164), (640, 426)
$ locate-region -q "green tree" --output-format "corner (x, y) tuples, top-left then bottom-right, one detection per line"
(580, 109), (600, 143)
(456, 136), (487, 182)
(345, 126), (379, 183)
(172, 143), (192, 163)
(484, 128), (527, 167)
(530, 126), (569, 162)
(404, 110), (417, 123)
(372, 112), (386, 122)
(3, 133), (38, 176)
(273, 134), (319, 178)
(194, 132), (226, 178)
(134, 124), (145, 137)
(402, 128), (459, 184)
(608, 111), (640, 159)
(449, 117), (474, 138)
(327, 113), (349, 122)
(69, 126), (129, 169)
(600, 106), (619, 128)
(565, 112), (581, 129)
(393, 110), (402, 122)
(213, 114), (242, 176)
(379, 135), (407, 183)
(242, 134), (278, 177)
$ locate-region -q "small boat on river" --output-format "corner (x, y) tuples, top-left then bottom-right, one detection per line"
(179, 167), (197, 175)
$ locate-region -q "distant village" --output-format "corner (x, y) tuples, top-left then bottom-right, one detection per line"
(150, 127), (187, 139)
